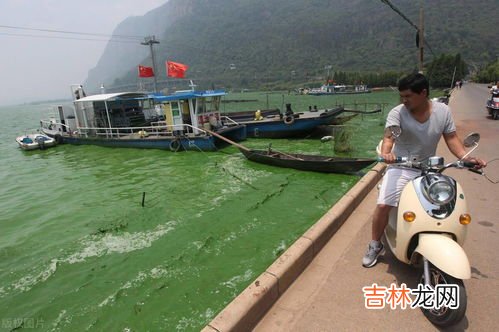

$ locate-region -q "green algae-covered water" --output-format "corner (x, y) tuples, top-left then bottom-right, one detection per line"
(0, 91), (398, 331)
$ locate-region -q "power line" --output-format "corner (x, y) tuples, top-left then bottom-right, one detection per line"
(379, 0), (418, 30)
(424, 41), (435, 57)
(0, 32), (140, 44)
(0, 30), (208, 63)
(0, 28), (203, 59)
(379, 0), (435, 57)
(0, 24), (143, 40)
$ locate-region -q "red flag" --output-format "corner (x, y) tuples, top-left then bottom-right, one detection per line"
(138, 65), (154, 78)
(166, 60), (189, 78)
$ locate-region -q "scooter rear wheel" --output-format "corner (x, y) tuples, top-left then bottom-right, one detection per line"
(419, 265), (467, 327)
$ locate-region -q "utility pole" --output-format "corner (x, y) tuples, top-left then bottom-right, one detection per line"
(418, 5), (424, 73)
(450, 66), (457, 89)
(141, 36), (160, 93)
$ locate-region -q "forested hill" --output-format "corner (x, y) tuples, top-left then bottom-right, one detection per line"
(84, 0), (498, 92)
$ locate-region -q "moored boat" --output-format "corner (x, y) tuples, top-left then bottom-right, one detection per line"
(239, 147), (376, 174)
(16, 132), (56, 151)
(40, 86), (246, 151)
(223, 104), (345, 138)
(305, 84), (371, 96)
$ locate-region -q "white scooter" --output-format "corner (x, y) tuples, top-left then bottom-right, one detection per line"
(377, 128), (483, 327)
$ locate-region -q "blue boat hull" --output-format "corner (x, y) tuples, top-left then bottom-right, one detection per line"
(243, 109), (344, 138)
(45, 125), (246, 152)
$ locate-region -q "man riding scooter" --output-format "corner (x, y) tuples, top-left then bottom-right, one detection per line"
(362, 73), (487, 268)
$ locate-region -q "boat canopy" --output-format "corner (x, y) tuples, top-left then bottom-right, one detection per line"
(153, 90), (226, 102)
(75, 92), (149, 103)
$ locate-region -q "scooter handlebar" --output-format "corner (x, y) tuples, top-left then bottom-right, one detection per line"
(377, 156), (483, 174)
(377, 156), (407, 163)
(459, 160), (484, 175)
(462, 160), (478, 168)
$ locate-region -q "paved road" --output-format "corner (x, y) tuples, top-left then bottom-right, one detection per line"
(255, 84), (499, 331)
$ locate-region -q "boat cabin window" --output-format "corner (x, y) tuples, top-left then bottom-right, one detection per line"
(171, 102), (181, 117)
(76, 98), (155, 129)
(195, 96), (221, 114)
(140, 98), (153, 110)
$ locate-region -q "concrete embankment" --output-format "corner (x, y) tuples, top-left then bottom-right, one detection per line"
(203, 163), (386, 331)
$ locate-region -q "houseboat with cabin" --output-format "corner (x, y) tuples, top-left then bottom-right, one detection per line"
(40, 86), (246, 151)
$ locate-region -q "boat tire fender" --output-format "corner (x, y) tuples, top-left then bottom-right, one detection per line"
(284, 115), (295, 125)
(55, 134), (63, 144)
(169, 139), (181, 152)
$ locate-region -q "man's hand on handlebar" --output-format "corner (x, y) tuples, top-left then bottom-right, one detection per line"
(380, 152), (397, 164)
(462, 156), (487, 169)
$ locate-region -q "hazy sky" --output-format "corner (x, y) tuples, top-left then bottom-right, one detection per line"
(0, 0), (166, 106)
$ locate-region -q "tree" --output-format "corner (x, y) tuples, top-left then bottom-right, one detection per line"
(426, 54), (468, 88)
(474, 60), (499, 83)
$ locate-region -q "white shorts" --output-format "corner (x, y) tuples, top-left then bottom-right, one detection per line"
(377, 167), (421, 207)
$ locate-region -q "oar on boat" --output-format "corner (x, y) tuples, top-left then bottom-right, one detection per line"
(205, 129), (304, 161)
(204, 129), (252, 152)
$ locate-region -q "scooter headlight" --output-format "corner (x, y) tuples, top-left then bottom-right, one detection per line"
(421, 174), (456, 205)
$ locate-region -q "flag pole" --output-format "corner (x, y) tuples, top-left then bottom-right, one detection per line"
(141, 36), (160, 93)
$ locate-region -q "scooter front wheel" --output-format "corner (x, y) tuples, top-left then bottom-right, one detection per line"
(419, 264), (467, 327)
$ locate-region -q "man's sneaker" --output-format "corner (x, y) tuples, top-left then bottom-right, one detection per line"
(362, 241), (385, 268)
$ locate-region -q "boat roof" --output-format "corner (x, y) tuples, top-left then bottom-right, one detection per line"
(153, 90), (226, 102)
(75, 92), (149, 103)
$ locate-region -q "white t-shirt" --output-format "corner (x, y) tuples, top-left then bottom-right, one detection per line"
(385, 100), (456, 161)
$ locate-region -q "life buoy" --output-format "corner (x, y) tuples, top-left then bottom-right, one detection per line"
(169, 139), (181, 152)
(284, 115), (295, 125)
(55, 134), (63, 144)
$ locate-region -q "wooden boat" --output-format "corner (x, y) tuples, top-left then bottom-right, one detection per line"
(239, 147), (376, 174)
(203, 128), (375, 174)
(40, 87), (246, 151)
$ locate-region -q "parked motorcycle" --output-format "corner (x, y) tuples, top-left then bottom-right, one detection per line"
(377, 128), (484, 327)
(487, 89), (499, 120)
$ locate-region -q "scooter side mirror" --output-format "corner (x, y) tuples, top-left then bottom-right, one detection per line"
(463, 132), (480, 148)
